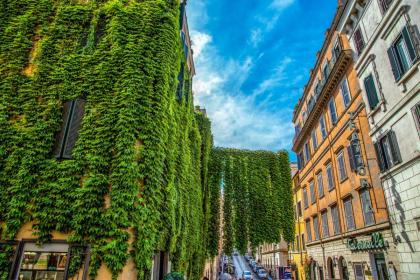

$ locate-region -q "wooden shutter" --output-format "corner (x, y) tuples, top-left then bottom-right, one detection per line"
(388, 130), (402, 165)
(353, 28), (365, 54)
(62, 98), (85, 159)
(363, 75), (380, 109)
(387, 47), (401, 81)
(347, 146), (357, 172)
(53, 101), (73, 159)
(402, 26), (418, 63)
(374, 142), (386, 172)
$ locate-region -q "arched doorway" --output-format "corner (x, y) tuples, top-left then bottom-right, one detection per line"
(338, 257), (349, 280)
(310, 261), (317, 280)
(327, 257), (335, 279)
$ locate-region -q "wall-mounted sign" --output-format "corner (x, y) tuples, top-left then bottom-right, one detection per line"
(347, 232), (388, 251)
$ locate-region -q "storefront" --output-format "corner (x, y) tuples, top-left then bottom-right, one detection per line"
(306, 229), (399, 280)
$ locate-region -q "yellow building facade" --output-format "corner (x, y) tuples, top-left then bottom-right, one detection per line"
(289, 170), (307, 280)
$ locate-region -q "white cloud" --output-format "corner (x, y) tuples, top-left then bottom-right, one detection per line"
(270, 0), (295, 10)
(249, 29), (262, 48)
(191, 31), (212, 58)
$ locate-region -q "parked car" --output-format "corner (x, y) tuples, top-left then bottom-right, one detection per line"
(243, 270), (253, 280)
(254, 265), (263, 273)
(257, 268), (268, 279)
(250, 260), (256, 268)
(244, 255), (249, 261)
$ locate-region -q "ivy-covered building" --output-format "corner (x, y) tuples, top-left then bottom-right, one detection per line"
(0, 1), (219, 280)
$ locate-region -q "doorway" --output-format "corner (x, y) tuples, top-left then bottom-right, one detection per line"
(374, 253), (389, 280)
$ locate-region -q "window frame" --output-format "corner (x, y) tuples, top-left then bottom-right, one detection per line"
(317, 172), (324, 198)
(359, 188), (375, 226)
(309, 180), (316, 205)
(320, 115), (327, 140)
(326, 163), (335, 191)
(311, 129), (318, 151)
(353, 27), (365, 55)
(303, 187), (309, 209)
(340, 78), (351, 108)
(330, 204), (341, 235)
(328, 98), (338, 125)
(336, 150), (348, 182)
(321, 210), (329, 238)
(306, 219), (312, 242)
(343, 197), (356, 231)
(313, 215), (320, 241)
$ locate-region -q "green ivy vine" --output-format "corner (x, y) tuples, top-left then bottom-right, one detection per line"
(0, 1), (216, 279)
(214, 148), (295, 254)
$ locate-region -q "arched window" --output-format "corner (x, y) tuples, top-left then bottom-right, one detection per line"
(338, 256), (349, 280)
(327, 257), (335, 279)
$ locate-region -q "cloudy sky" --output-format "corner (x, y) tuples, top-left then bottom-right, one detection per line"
(187, 0), (336, 159)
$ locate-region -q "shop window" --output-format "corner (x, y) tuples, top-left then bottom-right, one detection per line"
(343, 197), (355, 231)
(387, 26), (418, 81)
(53, 98), (86, 159)
(313, 215), (320, 241)
(360, 188), (375, 226)
(354, 263), (365, 280)
(363, 74), (380, 110)
(374, 130), (401, 172)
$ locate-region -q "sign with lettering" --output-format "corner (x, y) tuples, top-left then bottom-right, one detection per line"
(347, 232), (388, 251)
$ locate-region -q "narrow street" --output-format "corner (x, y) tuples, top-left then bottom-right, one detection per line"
(231, 255), (259, 280)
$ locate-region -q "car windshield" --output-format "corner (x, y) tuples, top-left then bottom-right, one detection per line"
(244, 271), (251, 275)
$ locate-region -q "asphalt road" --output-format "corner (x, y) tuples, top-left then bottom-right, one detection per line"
(232, 254), (259, 280)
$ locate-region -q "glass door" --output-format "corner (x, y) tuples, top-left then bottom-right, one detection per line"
(374, 253), (389, 280)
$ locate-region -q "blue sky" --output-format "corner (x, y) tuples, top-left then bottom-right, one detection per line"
(187, 0), (337, 159)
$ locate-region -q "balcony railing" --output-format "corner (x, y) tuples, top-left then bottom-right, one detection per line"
(292, 42), (353, 152)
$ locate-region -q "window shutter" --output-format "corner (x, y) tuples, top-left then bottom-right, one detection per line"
(402, 26), (418, 63)
(388, 130), (402, 164)
(62, 98), (85, 159)
(347, 146), (357, 172)
(53, 101), (72, 159)
(387, 47), (401, 81)
(363, 75), (380, 109)
(374, 142), (386, 172)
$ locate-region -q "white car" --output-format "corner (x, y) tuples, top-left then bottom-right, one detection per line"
(243, 270), (253, 280)
(257, 268), (268, 279)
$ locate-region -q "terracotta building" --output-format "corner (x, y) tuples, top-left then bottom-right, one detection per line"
(292, 3), (399, 280)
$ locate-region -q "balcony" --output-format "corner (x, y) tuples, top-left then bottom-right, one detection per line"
(292, 45), (353, 152)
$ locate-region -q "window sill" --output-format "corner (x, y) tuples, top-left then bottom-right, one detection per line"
(397, 60), (420, 89)
(328, 187), (335, 192)
(339, 177), (348, 184)
(367, 100), (385, 121)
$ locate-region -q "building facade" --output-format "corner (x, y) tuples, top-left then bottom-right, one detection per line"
(289, 171), (308, 280)
(292, 3), (399, 280)
(337, 0), (420, 278)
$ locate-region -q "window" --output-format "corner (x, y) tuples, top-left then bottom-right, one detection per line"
(353, 27), (365, 55)
(296, 235), (300, 251)
(336, 151), (348, 181)
(360, 188), (375, 226)
(388, 26), (418, 81)
(310, 180), (316, 205)
(317, 173), (324, 198)
(332, 40), (341, 61)
(304, 141), (311, 162)
(326, 163), (335, 191)
(176, 62), (185, 101)
(297, 152), (304, 170)
(302, 110), (307, 122)
(306, 220), (312, 242)
(413, 103), (420, 136)
(321, 211), (329, 238)
(53, 98), (86, 160)
(323, 61), (330, 79)
(379, 0), (393, 13)
(312, 130), (318, 151)
(374, 130), (402, 172)
(303, 187), (309, 209)
(364, 74), (380, 110)
(320, 115), (327, 140)
(340, 78), (351, 108)
(301, 234), (306, 250)
(313, 215), (320, 240)
(354, 263), (365, 280)
(328, 98), (338, 125)
(331, 204), (341, 235)
(347, 134), (364, 173)
(297, 201), (302, 217)
(343, 197), (355, 231)
(295, 123), (301, 135)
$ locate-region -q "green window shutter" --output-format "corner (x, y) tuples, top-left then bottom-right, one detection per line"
(62, 98), (86, 159)
(387, 46), (401, 81)
(388, 130), (402, 165)
(363, 74), (380, 109)
(402, 26), (418, 63)
(374, 142), (386, 172)
(53, 101), (72, 159)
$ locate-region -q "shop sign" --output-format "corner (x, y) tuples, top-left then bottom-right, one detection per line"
(347, 232), (387, 251)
